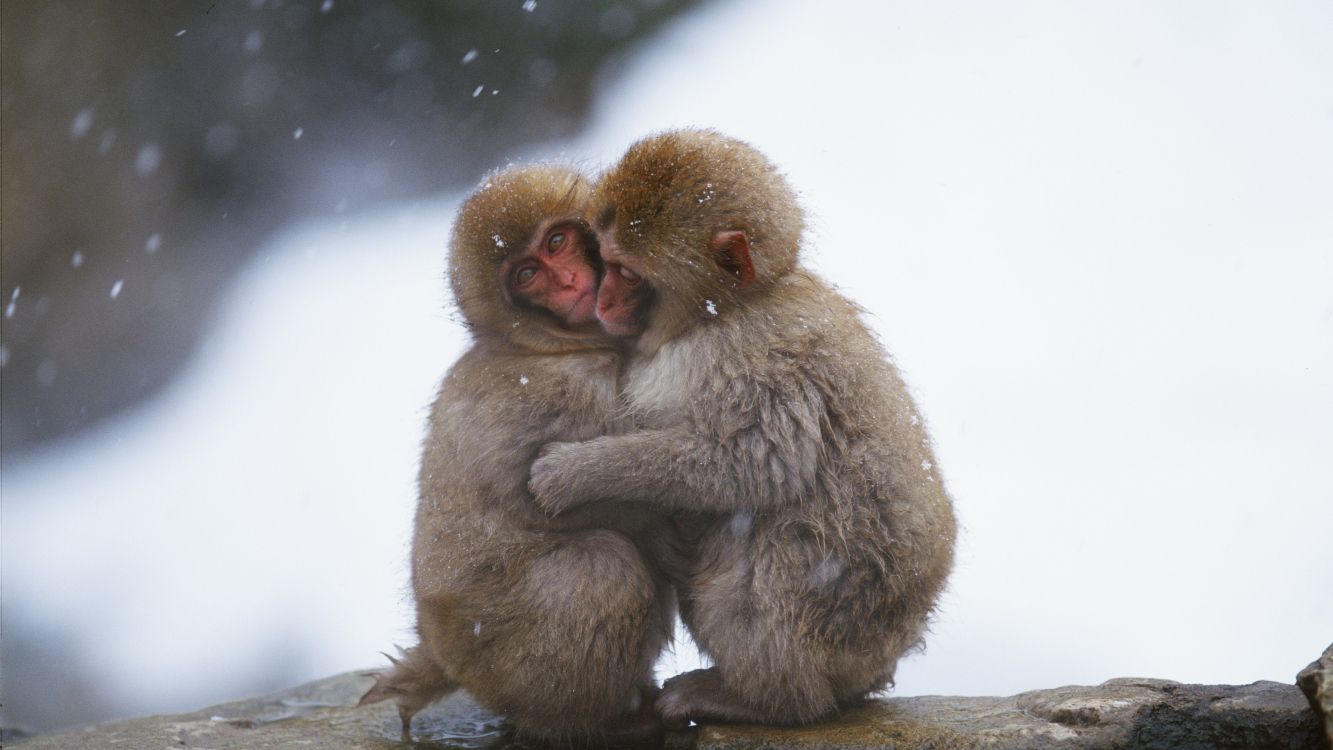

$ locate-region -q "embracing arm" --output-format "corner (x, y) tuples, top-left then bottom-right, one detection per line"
(528, 379), (825, 516)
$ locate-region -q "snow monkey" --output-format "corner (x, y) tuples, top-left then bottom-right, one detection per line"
(528, 130), (957, 728)
(361, 165), (674, 744)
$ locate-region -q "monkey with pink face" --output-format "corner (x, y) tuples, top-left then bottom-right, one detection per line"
(362, 165), (674, 745)
(530, 130), (957, 728)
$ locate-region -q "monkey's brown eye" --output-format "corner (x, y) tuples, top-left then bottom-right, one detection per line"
(616, 265), (641, 284)
(514, 266), (538, 286)
(546, 232), (566, 254)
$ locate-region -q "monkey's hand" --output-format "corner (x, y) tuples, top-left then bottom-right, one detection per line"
(528, 442), (593, 516)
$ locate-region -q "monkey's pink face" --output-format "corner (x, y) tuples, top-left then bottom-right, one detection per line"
(595, 235), (651, 337)
(504, 221), (600, 326)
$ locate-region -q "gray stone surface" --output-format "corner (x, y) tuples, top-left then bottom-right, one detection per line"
(1299, 642), (1333, 748)
(8, 671), (1324, 749)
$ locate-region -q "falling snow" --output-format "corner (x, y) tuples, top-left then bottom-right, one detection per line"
(522, 0), (537, 11)
(921, 459), (933, 472)
(0, 345), (9, 369)
(472, 85), (484, 98)
(461, 49), (478, 64)
(519, 375), (529, 385)
(704, 299), (717, 316)
(135, 144), (162, 176)
(293, 127), (304, 140)
(146, 234), (162, 254)
(320, 0), (333, 12)
(728, 510), (753, 537)
(70, 109), (94, 140)
(473, 621), (482, 636)
(491, 234), (506, 248)
(71, 251), (84, 268)
(175, 29), (187, 37)
(35, 360), (57, 387)
(110, 280), (124, 299)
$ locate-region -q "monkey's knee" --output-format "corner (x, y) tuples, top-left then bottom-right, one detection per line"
(492, 531), (666, 736)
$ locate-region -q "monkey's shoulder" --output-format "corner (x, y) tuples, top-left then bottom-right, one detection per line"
(429, 345), (621, 433)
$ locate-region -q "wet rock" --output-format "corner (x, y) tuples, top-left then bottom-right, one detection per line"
(1299, 642), (1333, 748)
(697, 678), (1322, 749)
(9, 671), (1324, 749)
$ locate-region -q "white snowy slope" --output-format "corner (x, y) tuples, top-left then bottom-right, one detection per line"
(5, 0), (1332, 726)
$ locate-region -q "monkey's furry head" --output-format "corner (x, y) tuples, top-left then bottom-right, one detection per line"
(448, 164), (609, 353)
(591, 129), (805, 319)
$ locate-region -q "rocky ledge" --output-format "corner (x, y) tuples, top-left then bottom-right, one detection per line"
(10, 644), (1331, 749)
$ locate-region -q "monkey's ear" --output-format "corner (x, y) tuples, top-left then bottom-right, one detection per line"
(711, 230), (756, 290)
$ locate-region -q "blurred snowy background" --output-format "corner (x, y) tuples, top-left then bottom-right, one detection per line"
(4, 0), (1332, 736)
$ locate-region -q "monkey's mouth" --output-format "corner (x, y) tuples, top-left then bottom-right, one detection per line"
(564, 291), (596, 325)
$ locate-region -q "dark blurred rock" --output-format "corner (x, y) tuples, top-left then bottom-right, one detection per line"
(1299, 642), (1333, 748)
(0, 0), (699, 459)
(9, 671), (1324, 749)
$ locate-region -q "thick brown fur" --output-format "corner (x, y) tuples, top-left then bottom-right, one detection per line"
(529, 130), (957, 726)
(361, 165), (675, 744)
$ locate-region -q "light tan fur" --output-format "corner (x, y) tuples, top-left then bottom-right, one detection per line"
(361, 165), (674, 744)
(530, 130), (957, 726)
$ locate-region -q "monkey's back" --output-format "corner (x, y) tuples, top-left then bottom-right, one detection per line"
(412, 340), (625, 600)
(409, 341), (670, 734)
(643, 269), (956, 683)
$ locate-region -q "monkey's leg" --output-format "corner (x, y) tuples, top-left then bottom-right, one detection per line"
(449, 530), (670, 744)
(663, 552), (863, 727)
(655, 668), (772, 729)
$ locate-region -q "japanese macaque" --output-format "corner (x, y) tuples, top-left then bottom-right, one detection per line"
(360, 165), (674, 744)
(529, 130), (957, 727)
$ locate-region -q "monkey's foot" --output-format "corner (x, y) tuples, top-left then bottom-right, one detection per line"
(600, 684), (665, 747)
(655, 668), (767, 730)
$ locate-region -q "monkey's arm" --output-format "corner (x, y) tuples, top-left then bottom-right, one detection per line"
(529, 382), (823, 515)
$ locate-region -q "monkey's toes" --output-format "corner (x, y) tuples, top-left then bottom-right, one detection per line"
(656, 668), (717, 730)
(654, 692), (693, 732)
